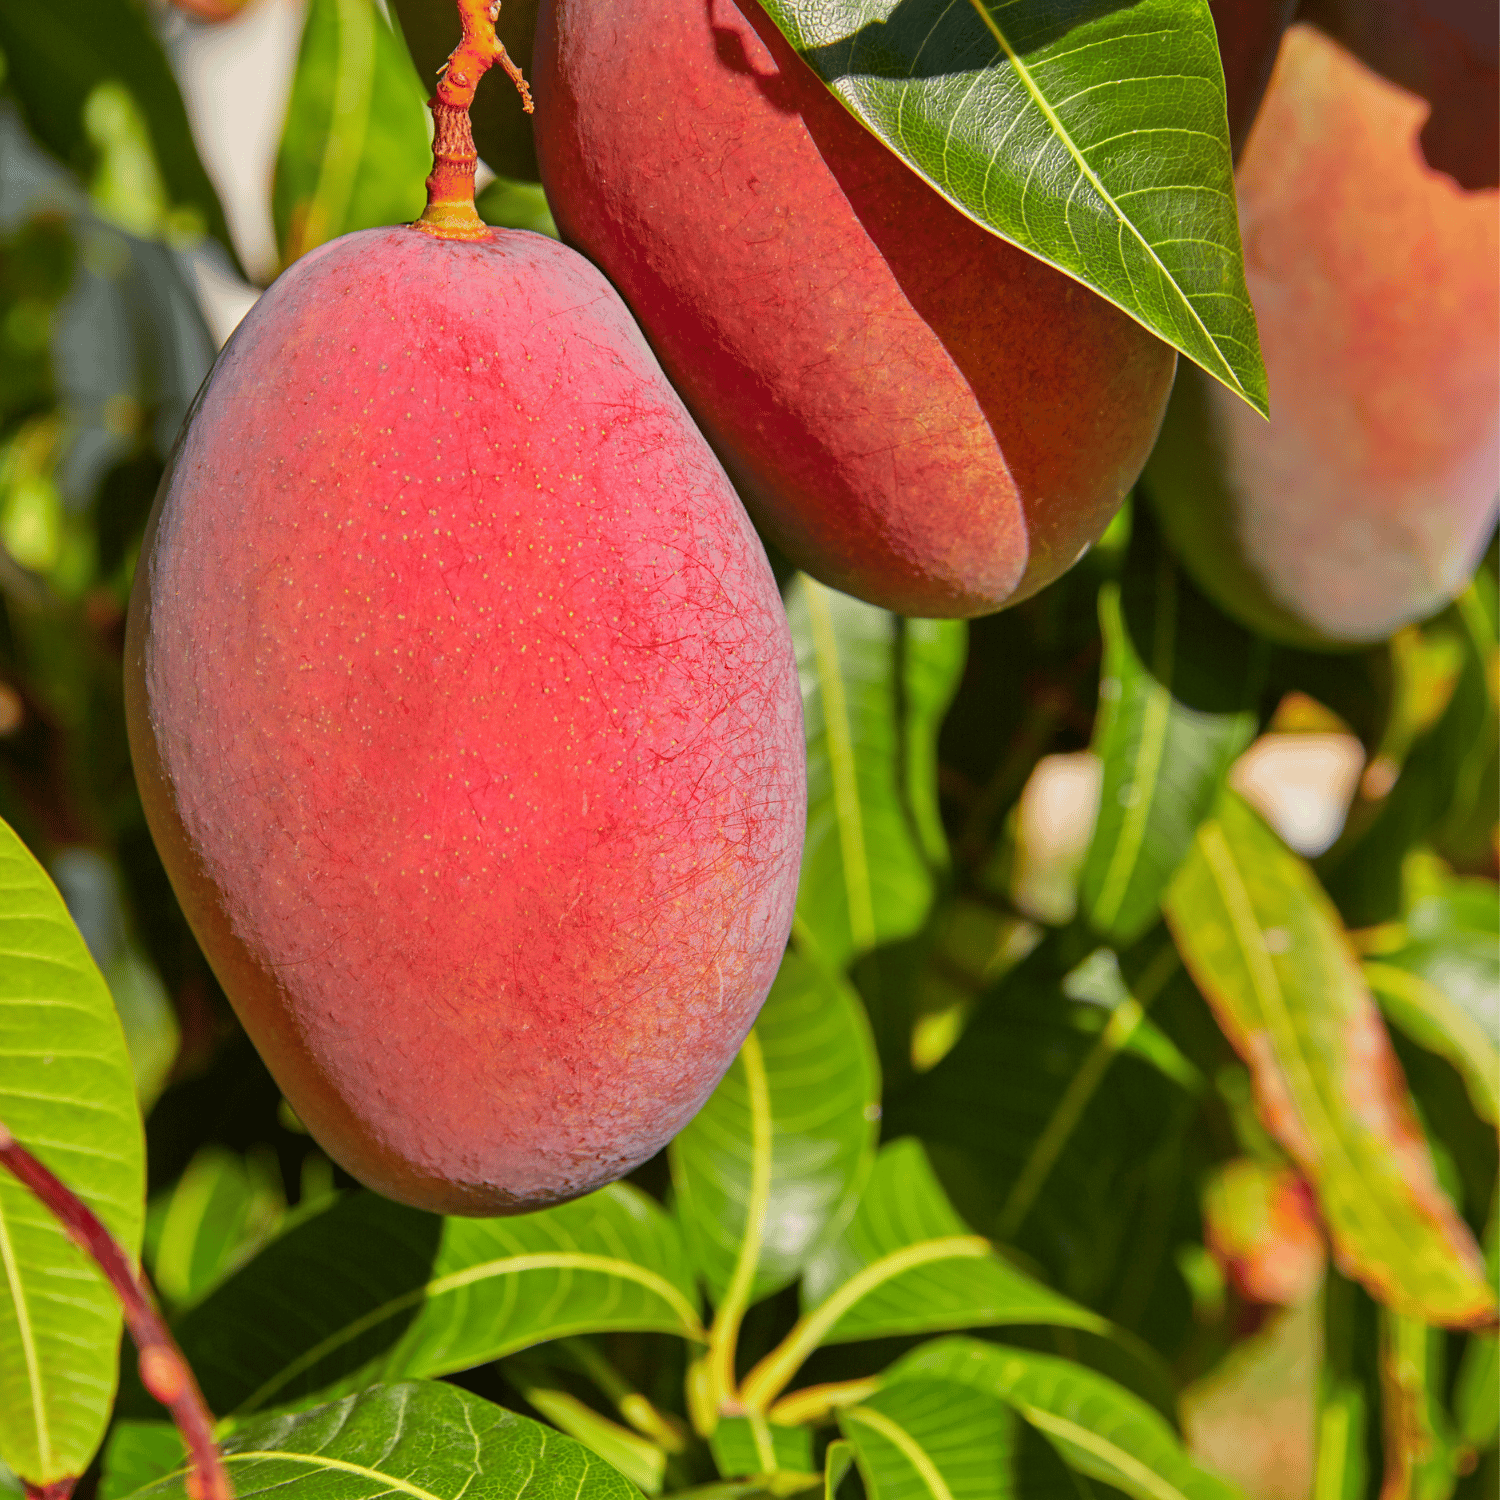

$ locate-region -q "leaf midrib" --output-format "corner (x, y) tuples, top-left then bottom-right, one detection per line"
(234, 1251), (703, 1416)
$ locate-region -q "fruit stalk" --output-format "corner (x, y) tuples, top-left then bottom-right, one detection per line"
(0, 1119), (231, 1500)
(415, 0), (533, 240)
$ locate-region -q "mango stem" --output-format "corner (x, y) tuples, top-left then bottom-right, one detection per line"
(414, 0), (533, 241)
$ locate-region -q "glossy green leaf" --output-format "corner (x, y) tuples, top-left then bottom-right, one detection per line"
(710, 1418), (814, 1480)
(0, 0), (235, 258)
(758, 0), (1265, 408)
(1326, 581), (1498, 927)
(118, 1382), (643, 1500)
(787, 575), (965, 970)
(824, 1440), (855, 1500)
(887, 946), (1201, 1322)
(1164, 790), (1496, 1329)
(505, 1360), (666, 1496)
(99, 1424), (182, 1500)
(147, 1145), (285, 1310)
(122, 1183), (702, 1422)
(475, 177), (559, 238)
(51, 849), (178, 1112)
(738, 1139), (1103, 1412)
(1363, 875), (1499, 1126)
(886, 1338), (1240, 1500)
(838, 1378), (1018, 1500)
(0, 817), (144, 1486)
(1311, 1383), (1367, 1500)
(671, 945), (880, 1309)
(1080, 511), (1265, 943)
(272, 0), (431, 267)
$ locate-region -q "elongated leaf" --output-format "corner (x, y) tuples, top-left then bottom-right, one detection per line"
(147, 1145), (285, 1309)
(710, 1418), (814, 1480)
(119, 1381), (642, 1500)
(671, 946), (879, 1308)
(886, 1339), (1240, 1500)
(1164, 791), (1496, 1329)
(0, 0), (235, 259)
(1311, 1383), (1367, 1500)
(1363, 876), (1499, 1125)
(0, 818), (144, 1485)
(1080, 512), (1265, 943)
(738, 1139), (1103, 1412)
(758, 0), (1265, 407)
(121, 1183), (702, 1421)
(800, 1139), (1105, 1343)
(840, 1379), (1018, 1500)
(505, 1362), (666, 1496)
(272, 0), (430, 266)
(887, 949), (1201, 1323)
(99, 1424), (182, 1500)
(788, 575), (965, 970)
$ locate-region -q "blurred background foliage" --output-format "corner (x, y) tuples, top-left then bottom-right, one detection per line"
(0, 3), (1494, 1500)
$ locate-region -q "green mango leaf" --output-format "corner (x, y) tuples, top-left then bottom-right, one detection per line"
(475, 176), (559, 237)
(887, 945), (1201, 1322)
(1164, 790), (1496, 1329)
(1454, 1201), (1498, 1454)
(1326, 580), (1498, 927)
(0, 0), (235, 259)
(886, 1338), (1240, 1500)
(122, 1183), (702, 1421)
(838, 1378), (1019, 1500)
(99, 1424), (183, 1500)
(505, 1360), (666, 1496)
(51, 849), (179, 1113)
(272, 0), (431, 267)
(710, 1418), (814, 1480)
(147, 1145), (286, 1310)
(824, 1440), (855, 1500)
(1363, 874), (1499, 1126)
(787, 574), (965, 970)
(118, 1381), (643, 1500)
(1310, 1382), (1367, 1500)
(0, 817), (144, 1486)
(671, 945), (880, 1309)
(1080, 511), (1266, 943)
(739, 1138), (1104, 1412)
(757, 0), (1265, 409)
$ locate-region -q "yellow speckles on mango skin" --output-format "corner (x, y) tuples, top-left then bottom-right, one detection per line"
(127, 225), (805, 1215)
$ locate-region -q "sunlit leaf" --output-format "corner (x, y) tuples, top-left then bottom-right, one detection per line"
(839, 1378), (1018, 1500)
(671, 945), (879, 1309)
(1080, 511), (1265, 943)
(120, 1183), (703, 1421)
(738, 1139), (1103, 1412)
(787, 575), (965, 970)
(0, 817), (144, 1485)
(710, 1417), (814, 1480)
(272, 0), (431, 266)
(147, 1145), (285, 1310)
(886, 1338), (1240, 1500)
(1378, 1310), (1461, 1500)
(757, 0), (1265, 407)
(1164, 791), (1496, 1329)
(1363, 874), (1499, 1126)
(118, 1381), (642, 1500)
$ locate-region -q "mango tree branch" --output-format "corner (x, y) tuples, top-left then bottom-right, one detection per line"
(0, 1119), (231, 1500)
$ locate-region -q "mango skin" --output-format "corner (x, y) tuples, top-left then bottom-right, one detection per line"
(1146, 23), (1500, 648)
(125, 226), (805, 1215)
(533, 0), (1177, 620)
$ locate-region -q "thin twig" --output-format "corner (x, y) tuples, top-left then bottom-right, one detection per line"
(0, 1119), (230, 1500)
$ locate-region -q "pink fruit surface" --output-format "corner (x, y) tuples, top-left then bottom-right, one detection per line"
(1147, 21), (1499, 647)
(532, 0), (1177, 619)
(125, 225), (806, 1215)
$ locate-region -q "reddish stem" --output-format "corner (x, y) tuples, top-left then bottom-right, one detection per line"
(414, 0), (533, 241)
(0, 1120), (231, 1500)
